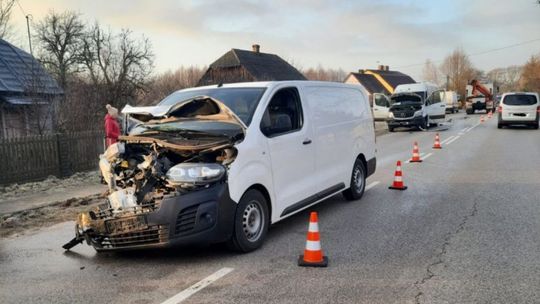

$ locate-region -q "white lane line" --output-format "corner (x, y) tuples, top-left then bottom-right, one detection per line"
(421, 152), (433, 160)
(161, 268), (234, 304)
(440, 135), (456, 145)
(365, 181), (380, 191)
(445, 136), (460, 145)
(460, 127), (468, 132)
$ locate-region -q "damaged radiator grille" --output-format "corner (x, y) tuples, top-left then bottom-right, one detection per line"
(94, 200), (162, 220)
(101, 225), (169, 248)
(175, 205), (198, 235)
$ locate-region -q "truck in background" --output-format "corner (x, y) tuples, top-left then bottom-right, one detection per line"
(444, 90), (459, 113)
(466, 80), (497, 114)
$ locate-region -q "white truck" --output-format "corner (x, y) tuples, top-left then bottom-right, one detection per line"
(466, 80), (496, 114)
(444, 91), (459, 113)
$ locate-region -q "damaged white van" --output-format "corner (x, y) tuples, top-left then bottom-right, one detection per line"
(63, 81), (376, 252)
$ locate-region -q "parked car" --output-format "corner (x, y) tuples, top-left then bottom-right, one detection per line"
(64, 81), (377, 252)
(497, 92), (539, 129)
(444, 90), (459, 113)
(386, 82), (446, 131)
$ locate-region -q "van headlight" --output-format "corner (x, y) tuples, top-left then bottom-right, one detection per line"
(166, 163), (225, 186)
(388, 112), (394, 118)
(413, 110), (423, 117)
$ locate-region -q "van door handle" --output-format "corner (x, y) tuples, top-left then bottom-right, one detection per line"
(302, 139), (312, 145)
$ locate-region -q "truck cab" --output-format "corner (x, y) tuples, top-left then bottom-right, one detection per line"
(386, 83), (446, 132)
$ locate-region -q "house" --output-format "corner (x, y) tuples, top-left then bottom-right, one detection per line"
(0, 39), (63, 139)
(197, 44), (306, 86)
(344, 65), (415, 106)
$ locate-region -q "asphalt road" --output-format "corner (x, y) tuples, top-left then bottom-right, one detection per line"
(1, 112), (540, 304)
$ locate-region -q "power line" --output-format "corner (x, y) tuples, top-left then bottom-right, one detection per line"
(395, 38), (540, 69)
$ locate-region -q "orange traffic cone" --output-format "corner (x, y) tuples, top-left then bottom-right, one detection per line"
(409, 141), (422, 163)
(298, 212), (328, 267)
(433, 133), (442, 149)
(487, 111), (493, 119)
(480, 115), (485, 122)
(389, 161), (408, 190)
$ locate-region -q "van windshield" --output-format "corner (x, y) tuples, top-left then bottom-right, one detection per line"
(390, 92), (423, 104)
(158, 88), (266, 126)
(502, 94), (538, 106)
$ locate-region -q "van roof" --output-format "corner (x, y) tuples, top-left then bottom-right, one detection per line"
(183, 81), (366, 92)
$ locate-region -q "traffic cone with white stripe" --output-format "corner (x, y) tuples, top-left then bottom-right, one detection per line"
(298, 212), (328, 267)
(487, 111), (493, 119)
(480, 115), (485, 122)
(409, 141), (422, 163)
(433, 133), (442, 149)
(389, 160), (408, 190)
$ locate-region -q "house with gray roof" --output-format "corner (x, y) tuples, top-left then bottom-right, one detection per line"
(197, 44), (306, 86)
(0, 38), (63, 138)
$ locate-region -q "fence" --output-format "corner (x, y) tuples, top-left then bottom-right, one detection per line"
(0, 130), (104, 185)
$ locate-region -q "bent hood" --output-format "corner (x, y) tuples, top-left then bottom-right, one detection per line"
(122, 96), (247, 131)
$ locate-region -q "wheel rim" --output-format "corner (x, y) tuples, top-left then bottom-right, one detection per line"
(353, 165), (364, 192)
(242, 201), (263, 242)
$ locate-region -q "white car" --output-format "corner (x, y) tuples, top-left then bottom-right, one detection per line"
(66, 81), (377, 252)
(497, 92), (539, 129)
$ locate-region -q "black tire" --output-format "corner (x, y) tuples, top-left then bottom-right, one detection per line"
(388, 126), (395, 132)
(227, 189), (269, 252)
(532, 123), (539, 130)
(419, 116), (428, 130)
(343, 158), (366, 201)
(497, 122), (503, 129)
(466, 109), (473, 115)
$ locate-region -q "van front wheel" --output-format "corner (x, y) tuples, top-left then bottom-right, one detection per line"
(227, 189), (269, 252)
(343, 158), (366, 201)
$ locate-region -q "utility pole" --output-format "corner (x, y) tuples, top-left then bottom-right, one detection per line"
(25, 14), (32, 56)
(446, 75), (450, 90)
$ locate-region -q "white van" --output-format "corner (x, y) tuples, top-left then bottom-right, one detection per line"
(444, 91), (459, 113)
(497, 92), (539, 129)
(65, 81), (377, 253)
(386, 82), (446, 131)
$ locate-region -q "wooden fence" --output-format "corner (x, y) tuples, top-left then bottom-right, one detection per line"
(0, 130), (104, 185)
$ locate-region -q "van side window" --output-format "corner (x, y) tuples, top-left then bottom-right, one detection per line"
(374, 94), (389, 107)
(260, 87), (303, 137)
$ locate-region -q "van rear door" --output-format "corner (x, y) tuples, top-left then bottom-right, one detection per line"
(260, 86), (316, 218)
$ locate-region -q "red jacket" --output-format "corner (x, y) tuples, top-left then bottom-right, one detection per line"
(104, 114), (120, 147)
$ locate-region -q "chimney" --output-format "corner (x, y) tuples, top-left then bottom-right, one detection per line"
(378, 65), (384, 71)
(358, 69), (365, 74)
(252, 44), (260, 53)
(385, 65), (390, 71)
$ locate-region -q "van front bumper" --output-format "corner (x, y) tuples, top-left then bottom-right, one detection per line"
(387, 116), (424, 128)
(85, 183), (237, 251)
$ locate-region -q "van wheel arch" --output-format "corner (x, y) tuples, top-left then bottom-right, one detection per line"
(343, 154), (367, 201)
(244, 184), (272, 221)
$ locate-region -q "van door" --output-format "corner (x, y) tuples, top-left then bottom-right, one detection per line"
(260, 86), (316, 218)
(372, 93), (390, 121)
(426, 90), (446, 124)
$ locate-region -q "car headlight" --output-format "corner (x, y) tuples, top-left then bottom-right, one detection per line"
(388, 112), (394, 118)
(166, 163), (226, 186)
(413, 110), (423, 117)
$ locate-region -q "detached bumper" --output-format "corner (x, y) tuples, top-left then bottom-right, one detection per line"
(89, 183), (237, 251)
(387, 116), (424, 128)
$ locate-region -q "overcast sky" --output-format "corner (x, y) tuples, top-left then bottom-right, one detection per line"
(8, 0), (540, 80)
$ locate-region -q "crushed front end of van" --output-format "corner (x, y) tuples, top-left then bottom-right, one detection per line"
(386, 93), (427, 131)
(63, 97), (245, 251)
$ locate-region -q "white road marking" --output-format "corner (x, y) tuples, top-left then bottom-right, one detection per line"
(365, 181), (379, 191)
(161, 268), (234, 304)
(440, 135), (456, 145)
(465, 123), (481, 133)
(446, 136), (460, 145)
(421, 152), (433, 160)
(460, 127), (468, 132)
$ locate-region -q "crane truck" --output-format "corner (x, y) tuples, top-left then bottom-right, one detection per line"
(465, 80), (497, 114)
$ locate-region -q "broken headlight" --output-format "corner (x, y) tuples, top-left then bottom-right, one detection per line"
(165, 163), (225, 186)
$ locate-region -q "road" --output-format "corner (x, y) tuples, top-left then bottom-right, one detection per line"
(1, 112), (540, 304)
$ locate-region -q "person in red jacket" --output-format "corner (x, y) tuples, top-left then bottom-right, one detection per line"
(104, 104), (120, 147)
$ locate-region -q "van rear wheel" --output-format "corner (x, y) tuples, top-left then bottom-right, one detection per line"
(227, 189), (269, 253)
(343, 158), (366, 201)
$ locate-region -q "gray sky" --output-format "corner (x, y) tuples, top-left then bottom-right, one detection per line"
(9, 0), (540, 80)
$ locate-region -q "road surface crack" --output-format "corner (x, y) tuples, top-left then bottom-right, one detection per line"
(413, 201), (478, 304)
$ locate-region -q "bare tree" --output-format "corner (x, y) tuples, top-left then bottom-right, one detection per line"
(0, 0), (15, 40)
(422, 59), (441, 86)
(80, 23), (154, 108)
(138, 66), (206, 106)
(302, 64), (346, 82)
(440, 48), (478, 99)
(519, 54), (540, 92)
(34, 11), (85, 90)
(486, 66), (522, 92)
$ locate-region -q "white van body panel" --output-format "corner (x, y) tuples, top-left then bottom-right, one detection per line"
(227, 81), (375, 223)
